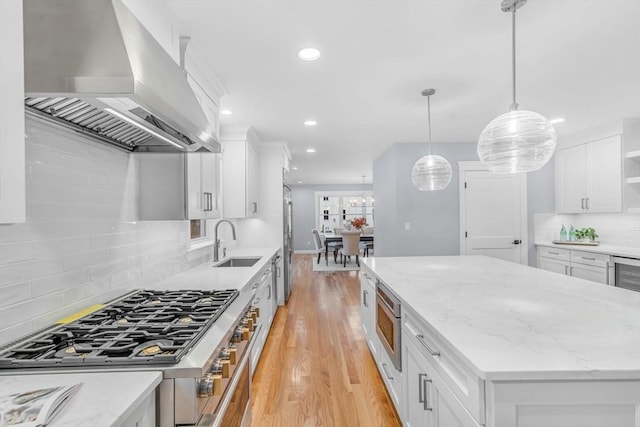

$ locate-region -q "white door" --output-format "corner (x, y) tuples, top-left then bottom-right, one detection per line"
(459, 162), (527, 264)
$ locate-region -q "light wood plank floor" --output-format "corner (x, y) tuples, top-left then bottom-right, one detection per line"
(250, 254), (401, 427)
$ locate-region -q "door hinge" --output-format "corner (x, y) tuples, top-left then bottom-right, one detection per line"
(465, 231), (468, 238)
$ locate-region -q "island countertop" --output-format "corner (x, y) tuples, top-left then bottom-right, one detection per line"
(362, 255), (640, 381)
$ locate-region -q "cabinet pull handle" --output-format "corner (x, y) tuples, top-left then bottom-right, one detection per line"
(252, 282), (259, 290)
(381, 363), (394, 380)
(569, 266), (574, 275)
(581, 198), (585, 209)
(267, 284), (272, 300)
(548, 251), (560, 255)
(564, 265), (568, 275)
(422, 376), (433, 411)
(585, 198), (590, 210)
(606, 261), (610, 285)
(416, 334), (441, 357)
(418, 373), (426, 404)
(363, 290), (368, 307)
(276, 266), (281, 278)
(581, 257), (596, 261)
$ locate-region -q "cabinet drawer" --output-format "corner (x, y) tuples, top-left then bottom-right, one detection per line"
(570, 250), (610, 268)
(403, 306), (485, 425)
(537, 246), (570, 260)
(376, 336), (403, 417)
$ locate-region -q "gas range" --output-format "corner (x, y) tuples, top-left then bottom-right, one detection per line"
(0, 289), (238, 369)
(0, 286), (262, 427)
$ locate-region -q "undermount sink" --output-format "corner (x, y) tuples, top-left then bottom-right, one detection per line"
(214, 257), (262, 268)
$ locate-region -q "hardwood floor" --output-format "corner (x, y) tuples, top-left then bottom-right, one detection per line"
(250, 254), (401, 427)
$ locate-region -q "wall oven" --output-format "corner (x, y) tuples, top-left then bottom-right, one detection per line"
(376, 280), (402, 371)
(611, 256), (640, 293)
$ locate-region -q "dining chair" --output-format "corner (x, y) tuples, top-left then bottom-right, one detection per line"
(311, 229), (324, 265)
(340, 230), (362, 267)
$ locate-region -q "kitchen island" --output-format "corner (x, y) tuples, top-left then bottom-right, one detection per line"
(361, 255), (640, 427)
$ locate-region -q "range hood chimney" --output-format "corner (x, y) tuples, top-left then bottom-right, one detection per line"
(23, 0), (220, 153)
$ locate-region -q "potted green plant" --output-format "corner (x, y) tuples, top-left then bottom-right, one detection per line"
(574, 227), (598, 242)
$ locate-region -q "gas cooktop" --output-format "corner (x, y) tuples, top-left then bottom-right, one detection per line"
(0, 289), (238, 369)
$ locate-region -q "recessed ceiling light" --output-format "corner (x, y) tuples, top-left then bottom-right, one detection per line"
(297, 181), (303, 184)
(550, 117), (565, 124)
(221, 109), (232, 115)
(297, 48), (321, 62)
(304, 120), (317, 127)
(292, 166), (299, 170)
(306, 148), (316, 153)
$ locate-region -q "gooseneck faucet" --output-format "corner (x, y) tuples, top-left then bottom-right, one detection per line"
(213, 219), (237, 262)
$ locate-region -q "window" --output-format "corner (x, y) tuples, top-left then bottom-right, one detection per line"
(316, 191), (374, 232)
(190, 219), (207, 240)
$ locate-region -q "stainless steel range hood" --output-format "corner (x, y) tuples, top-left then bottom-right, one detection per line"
(23, 0), (220, 153)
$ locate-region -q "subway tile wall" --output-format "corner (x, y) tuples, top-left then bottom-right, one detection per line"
(0, 118), (214, 345)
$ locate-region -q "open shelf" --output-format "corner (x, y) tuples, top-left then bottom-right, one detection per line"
(626, 150), (640, 159)
(626, 176), (640, 184)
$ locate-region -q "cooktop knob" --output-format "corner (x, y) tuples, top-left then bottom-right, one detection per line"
(198, 374), (213, 397)
(228, 345), (237, 365)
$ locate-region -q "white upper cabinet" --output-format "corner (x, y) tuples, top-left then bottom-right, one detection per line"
(222, 129), (260, 218)
(0, 0), (26, 223)
(555, 135), (622, 213)
(186, 152), (221, 219)
(137, 152), (221, 220)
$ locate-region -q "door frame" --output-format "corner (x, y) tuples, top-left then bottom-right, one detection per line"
(458, 161), (528, 265)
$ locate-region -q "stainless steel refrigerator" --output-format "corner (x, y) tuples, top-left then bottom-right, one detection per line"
(282, 184), (293, 303)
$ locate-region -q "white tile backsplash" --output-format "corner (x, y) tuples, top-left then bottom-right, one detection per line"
(0, 118), (215, 345)
(534, 212), (640, 248)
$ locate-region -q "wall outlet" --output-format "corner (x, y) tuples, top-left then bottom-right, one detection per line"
(405, 222), (411, 231)
(631, 222), (640, 231)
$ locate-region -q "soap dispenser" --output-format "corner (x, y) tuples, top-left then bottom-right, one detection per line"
(560, 224), (567, 241)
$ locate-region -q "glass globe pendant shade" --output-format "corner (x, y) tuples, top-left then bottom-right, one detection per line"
(478, 110), (557, 174)
(411, 154), (452, 191)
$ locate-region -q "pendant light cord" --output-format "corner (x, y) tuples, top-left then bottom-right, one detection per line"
(427, 94), (432, 155)
(510, 6), (518, 111)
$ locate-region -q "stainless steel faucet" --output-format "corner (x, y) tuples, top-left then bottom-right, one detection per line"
(213, 219), (237, 262)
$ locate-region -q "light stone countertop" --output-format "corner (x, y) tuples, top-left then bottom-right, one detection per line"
(0, 247), (281, 423)
(535, 241), (640, 258)
(362, 255), (640, 381)
(0, 371), (162, 426)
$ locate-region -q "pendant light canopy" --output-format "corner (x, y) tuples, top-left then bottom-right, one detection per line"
(477, 0), (556, 174)
(411, 89), (452, 191)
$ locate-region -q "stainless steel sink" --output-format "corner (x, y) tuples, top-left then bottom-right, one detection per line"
(214, 257), (262, 268)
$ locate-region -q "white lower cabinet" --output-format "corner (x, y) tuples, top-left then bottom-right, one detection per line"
(251, 264), (275, 375)
(404, 335), (480, 427)
(360, 267), (378, 358)
(377, 335), (403, 417)
(121, 389), (156, 427)
(537, 246), (612, 284)
(489, 380), (640, 427)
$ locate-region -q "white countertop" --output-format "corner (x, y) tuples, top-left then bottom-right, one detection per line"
(535, 241), (640, 258)
(363, 255), (640, 381)
(0, 371), (161, 426)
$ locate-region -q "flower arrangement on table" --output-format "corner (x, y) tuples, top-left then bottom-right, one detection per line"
(350, 217), (368, 230)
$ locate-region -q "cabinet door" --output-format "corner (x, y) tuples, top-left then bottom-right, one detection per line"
(404, 339), (435, 427)
(570, 263), (609, 284)
(0, 0), (25, 223)
(538, 257), (570, 276)
(555, 145), (586, 214)
(202, 153), (221, 219)
(585, 135), (622, 213)
(360, 270), (377, 357)
(186, 153), (205, 219)
(246, 142), (259, 217)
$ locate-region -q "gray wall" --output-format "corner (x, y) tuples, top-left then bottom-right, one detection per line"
(373, 142), (477, 257)
(291, 184), (372, 251)
(373, 142), (555, 265)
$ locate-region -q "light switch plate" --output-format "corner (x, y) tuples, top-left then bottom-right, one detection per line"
(404, 222), (411, 231)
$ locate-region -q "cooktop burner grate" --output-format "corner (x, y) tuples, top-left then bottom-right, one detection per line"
(0, 289), (238, 369)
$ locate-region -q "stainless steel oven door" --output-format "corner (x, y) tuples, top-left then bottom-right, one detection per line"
(376, 284), (401, 371)
(612, 256), (640, 292)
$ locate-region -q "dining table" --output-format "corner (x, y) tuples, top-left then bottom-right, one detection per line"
(321, 232), (374, 264)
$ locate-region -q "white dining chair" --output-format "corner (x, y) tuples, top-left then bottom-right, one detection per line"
(340, 230), (362, 267)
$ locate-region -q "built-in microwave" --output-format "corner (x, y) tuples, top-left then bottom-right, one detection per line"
(611, 256), (640, 292)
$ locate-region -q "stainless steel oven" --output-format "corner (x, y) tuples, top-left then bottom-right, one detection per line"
(376, 280), (401, 371)
(611, 256), (640, 292)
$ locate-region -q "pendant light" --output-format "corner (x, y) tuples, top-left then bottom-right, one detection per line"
(361, 175), (367, 205)
(411, 89), (452, 191)
(477, 0), (556, 174)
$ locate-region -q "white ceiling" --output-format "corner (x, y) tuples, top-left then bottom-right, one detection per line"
(165, 0), (640, 185)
